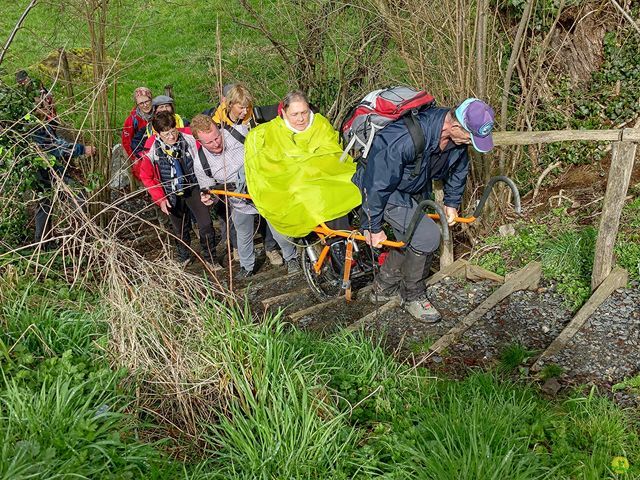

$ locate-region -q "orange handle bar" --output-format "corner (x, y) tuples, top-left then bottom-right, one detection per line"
(209, 189), (252, 199)
(427, 213), (476, 224)
(207, 190), (477, 245)
(314, 223), (405, 248)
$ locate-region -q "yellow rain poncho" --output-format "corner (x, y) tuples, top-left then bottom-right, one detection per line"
(244, 114), (362, 237)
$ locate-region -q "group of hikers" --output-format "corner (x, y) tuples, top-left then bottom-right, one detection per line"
(22, 70), (496, 323)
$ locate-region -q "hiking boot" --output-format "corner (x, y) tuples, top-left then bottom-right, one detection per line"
(286, 258), (301, 274)
(402, 296), (442, 324)
(369, 285), (400, 304)
(236, 267), (255, 279)
(266, 249), (284, 266)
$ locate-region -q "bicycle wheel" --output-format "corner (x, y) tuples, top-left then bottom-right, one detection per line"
(301, 242), (343, 300)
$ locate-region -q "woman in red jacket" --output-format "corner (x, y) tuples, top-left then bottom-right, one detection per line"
(121, 87), (153, 180)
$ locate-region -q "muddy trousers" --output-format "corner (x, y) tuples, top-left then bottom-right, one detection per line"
(169, 188), (216, 263)
(214, 201), (237, 250)
(374, 200), (440, 301)
(34, 199), (53, 244)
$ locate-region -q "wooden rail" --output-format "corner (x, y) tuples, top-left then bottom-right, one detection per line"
(491, 126), (637, 292)
(493, 128), (640, 146)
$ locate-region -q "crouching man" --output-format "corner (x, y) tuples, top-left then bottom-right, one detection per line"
(190, 114), (300, 278)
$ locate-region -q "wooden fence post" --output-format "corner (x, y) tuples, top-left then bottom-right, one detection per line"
(58, 48), (75, 106)
(591, 140), (636, 291)
(434, 182), (454, 269)
(164, 84), (174, 98)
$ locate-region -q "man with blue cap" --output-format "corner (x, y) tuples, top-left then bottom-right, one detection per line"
(352, 97), (495, 322)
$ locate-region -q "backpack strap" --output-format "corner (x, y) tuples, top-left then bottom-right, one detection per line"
(221, 123), (246, 144)
(403, 110), (425, 178)
(197, 145), (213, 178)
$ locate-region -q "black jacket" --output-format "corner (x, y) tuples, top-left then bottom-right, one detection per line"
(352, 107), (469, 232)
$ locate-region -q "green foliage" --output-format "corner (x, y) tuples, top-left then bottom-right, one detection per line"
(530, 30), (640, 177)
(499, 343), (538, 373)
(200, 316), (373, 479)
(0, 275), (174, 479)
(539, 364), (564, 381)
(548, 392), (640, 478)
(612, 375), (640, 394)
(474, 219), (601, 308)
(2, 268), (640, 479)
(615, 197), (640, 279)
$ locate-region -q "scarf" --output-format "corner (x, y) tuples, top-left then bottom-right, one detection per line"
(157, 135), (188, 197)
(136, 107), (153, 122)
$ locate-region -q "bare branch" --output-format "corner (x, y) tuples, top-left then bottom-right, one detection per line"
(610, 0), (640, 36)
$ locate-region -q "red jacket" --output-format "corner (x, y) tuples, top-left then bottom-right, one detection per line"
(138, 127), (193, 205)
(121, 107), (149, 158)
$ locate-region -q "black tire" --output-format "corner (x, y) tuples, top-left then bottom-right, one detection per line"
(301, 242), (343, 300)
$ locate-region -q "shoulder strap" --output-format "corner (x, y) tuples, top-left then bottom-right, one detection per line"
(404, 110), (425, 178)
(221, 123), (246, 144)
(197, 145), (213, 178)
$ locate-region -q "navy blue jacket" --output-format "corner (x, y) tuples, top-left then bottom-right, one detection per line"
(352, 107), (469, 232)
(31, 124), (85, 190)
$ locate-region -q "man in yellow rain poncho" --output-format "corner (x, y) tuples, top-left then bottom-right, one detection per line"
(244, 91), (362, 237)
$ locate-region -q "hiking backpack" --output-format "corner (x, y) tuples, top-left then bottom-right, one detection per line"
(340, 86), (435, 175)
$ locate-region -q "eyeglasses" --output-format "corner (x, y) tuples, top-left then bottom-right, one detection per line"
(137, 99), (152, 107)
(159, 128), (179, 139)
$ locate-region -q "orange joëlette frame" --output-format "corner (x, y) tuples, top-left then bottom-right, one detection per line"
(208, 189), (475, 249)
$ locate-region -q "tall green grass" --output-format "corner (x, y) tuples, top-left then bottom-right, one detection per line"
(191, 313), (640, 479)
(200, 315), (371, 479)
(0, 273), (176, 479)
(2, 265), (639, 479)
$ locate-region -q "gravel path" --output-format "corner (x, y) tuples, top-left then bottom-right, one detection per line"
(544, 281), (640, 406)
(446, 282), (573, 368)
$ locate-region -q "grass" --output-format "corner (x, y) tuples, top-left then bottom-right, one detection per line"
(473, 205), (640, 309)
(0, 268), (177, 479)
(498, 343), (538, 373)
(0, 1), (287, 133)
(2, 263), (640, 479)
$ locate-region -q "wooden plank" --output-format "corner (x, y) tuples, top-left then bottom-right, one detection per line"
(288, 285), (373, 323)
(533, 267), (628, 371)
(288, 296), (344, 323)
(465, 263), (505, 283)
(346, 297), (401, 332)
(622, 128), (640, 143)
(429, 262), (542, 354)
(493, 130), (621, 146)
(240, 270), (302, 297)
(261, 289), (305, 309)
(591, 141), (636, 291)
(426, 258), (468, 286)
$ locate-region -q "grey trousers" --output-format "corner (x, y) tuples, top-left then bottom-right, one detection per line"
(383, 200), (441, 254)
(231, 210), (297, 271)
(375, 200), (440, 301)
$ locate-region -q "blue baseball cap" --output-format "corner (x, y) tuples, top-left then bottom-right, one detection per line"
(455, 98), (495, 153)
